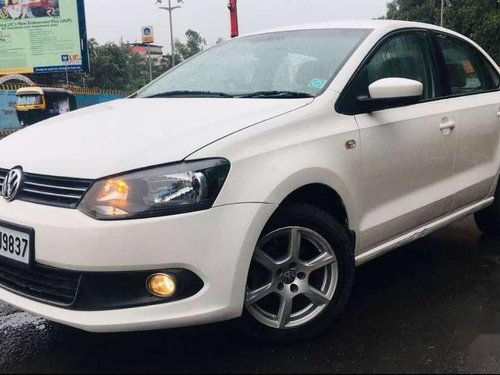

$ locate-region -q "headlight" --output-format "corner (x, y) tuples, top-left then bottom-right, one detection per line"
(78, 159), (230, 220)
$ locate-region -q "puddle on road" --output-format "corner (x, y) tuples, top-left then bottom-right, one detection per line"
(0, 312), (47, 331)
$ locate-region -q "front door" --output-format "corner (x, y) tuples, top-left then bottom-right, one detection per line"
(341, 30), (458, 251)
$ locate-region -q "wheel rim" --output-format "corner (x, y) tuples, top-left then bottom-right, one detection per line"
(245, 226), (339, 330)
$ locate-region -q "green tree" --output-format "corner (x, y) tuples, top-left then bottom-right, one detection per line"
(175, 29), (207, 60)
(384, 0), (500, 62)
(87, 39), (148, 91)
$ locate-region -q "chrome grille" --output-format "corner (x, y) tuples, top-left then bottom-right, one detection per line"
(0, 168), (93, 208)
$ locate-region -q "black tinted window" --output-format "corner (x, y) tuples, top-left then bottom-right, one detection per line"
(338, 31), (437, 114)
(436, 34), (499, 95)
(365, 32), (436, 99)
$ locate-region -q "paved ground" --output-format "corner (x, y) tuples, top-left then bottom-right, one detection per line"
(1, 216), (500, 374)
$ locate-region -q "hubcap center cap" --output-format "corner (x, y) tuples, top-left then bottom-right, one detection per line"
(281, 270), (296, 284)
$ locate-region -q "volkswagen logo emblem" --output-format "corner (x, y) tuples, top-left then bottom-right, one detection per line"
(282, 270), (296, 285)
(2, 167), (23, 202)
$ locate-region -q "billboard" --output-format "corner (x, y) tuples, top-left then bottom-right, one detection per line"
(141, 26), (154, 44)
(0, 0), (89, 74)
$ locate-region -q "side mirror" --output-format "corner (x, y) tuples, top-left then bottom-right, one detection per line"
(357, 78), (424, 113)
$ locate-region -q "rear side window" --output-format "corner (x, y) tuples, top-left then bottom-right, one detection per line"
(486, 62), (500, 89)
(436, 34), (500, 95)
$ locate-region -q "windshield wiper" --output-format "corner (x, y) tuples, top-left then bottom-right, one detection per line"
(237, 91), (314, 99)
(144, 90), (235, 98)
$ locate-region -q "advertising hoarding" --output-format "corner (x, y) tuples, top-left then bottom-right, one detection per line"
(141, 26), (154, 44)
(0, 0), (89, 74)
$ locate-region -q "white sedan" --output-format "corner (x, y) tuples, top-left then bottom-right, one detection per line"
(0, 20), (499, 342)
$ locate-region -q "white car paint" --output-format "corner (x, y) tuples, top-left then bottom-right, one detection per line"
(0, 98), (312, 178)
(368, 78), (424, 99)
(0, 20), (499, 332)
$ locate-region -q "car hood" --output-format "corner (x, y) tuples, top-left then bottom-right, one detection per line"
(0, 98), (312, 179)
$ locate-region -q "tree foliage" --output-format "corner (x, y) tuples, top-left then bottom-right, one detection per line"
(87, 39), (148, 91)
(174, 29), (207, 61)
(384, 0), (500, 62)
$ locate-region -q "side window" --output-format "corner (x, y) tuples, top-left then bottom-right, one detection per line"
(436, 34), (499, 95)
(338, 31), (437, 114)
(365, 32), (436, 99)
(486, 63), (500, 89)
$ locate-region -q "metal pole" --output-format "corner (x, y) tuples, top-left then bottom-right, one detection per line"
(159, 1), (181, 68)
(441, 0), (444, 27)
(169, 0), (175, 67)
(228, 0), (239, 38)
(147, 43), (153, 81)
(65, 61), (69, 86)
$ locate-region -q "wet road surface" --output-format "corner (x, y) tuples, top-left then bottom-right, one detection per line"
(1, 216), (500, 373)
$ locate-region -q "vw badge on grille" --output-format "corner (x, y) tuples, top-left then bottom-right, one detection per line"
(2, 167), (23, 202)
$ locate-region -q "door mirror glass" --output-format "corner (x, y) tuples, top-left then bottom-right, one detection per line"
(357, 78), (423, 112)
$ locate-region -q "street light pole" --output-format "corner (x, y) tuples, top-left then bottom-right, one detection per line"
(440, 0), (453, 27)
(441, 0), (444, 27)
(147, 43), (153, 81)
(159, 0), (181, 68)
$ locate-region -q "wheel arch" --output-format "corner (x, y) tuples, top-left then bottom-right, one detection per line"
(263, 168), (359, 243)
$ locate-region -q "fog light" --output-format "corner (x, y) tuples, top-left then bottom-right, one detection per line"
(147, 273), (176, 298)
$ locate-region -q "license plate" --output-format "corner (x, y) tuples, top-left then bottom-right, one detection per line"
(0, 222), (32, 265)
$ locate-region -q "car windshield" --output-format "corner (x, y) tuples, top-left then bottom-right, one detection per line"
(135, 29), (372, 99)
(17, 95), (42, 106)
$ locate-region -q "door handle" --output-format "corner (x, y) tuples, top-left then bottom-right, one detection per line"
(440, 120), (456, 133)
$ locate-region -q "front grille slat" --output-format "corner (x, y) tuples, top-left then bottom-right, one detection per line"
(23, 188), (82, 200)
(0, 264), (79, 293)
(24, 181), (88, 192)
(0, 261), (81, 306)
(0, 168), (93, 209)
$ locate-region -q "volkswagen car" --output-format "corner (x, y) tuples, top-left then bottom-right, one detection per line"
(0, 20), (499, 342)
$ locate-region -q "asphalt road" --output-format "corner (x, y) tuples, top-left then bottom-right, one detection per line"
(1, 215), (500, 374)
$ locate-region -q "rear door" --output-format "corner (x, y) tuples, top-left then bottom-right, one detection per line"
(433, 33), (500, 210)
(338, 30), (458, 251)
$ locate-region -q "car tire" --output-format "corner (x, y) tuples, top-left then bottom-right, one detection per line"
(239, 204), (355, 343)
(474, 184), (500, 235)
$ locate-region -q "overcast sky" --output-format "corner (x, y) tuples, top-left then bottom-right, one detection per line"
(84, 0), (388, 52)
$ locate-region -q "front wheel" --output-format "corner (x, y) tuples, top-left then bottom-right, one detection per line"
(240, 204), (355, 342)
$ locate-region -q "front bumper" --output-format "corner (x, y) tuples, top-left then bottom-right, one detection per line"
(0, 200), (276, 332)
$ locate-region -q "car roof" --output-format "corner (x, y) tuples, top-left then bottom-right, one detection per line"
(244, 19), (466, 39)
(241, 19), (499, 71)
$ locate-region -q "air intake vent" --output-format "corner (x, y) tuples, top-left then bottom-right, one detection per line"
(0, 261), (81, 306)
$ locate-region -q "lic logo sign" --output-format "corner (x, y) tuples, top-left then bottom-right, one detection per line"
(61, 54), (81, 65)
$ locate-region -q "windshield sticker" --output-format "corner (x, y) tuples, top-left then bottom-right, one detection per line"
(308, 79), (327, 90)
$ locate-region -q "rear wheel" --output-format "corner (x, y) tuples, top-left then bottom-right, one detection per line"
(240, 204), (354, 342)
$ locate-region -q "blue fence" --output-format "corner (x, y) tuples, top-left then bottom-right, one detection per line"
(0, 90), (124, 130)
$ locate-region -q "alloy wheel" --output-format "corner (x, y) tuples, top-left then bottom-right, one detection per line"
(245, 226), (339, 329)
